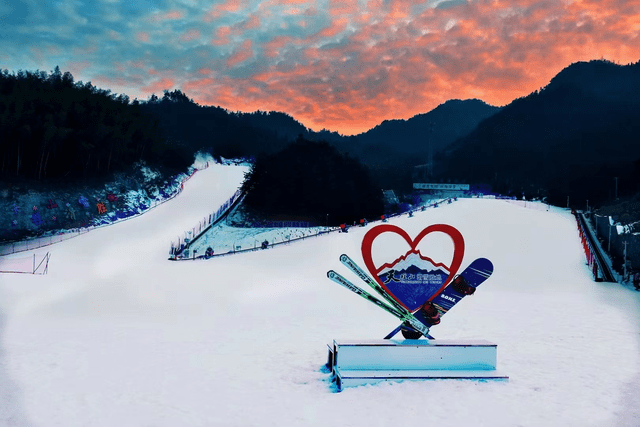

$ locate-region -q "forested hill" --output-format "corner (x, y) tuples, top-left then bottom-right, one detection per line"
(355, 99), (499, 158)
(0, 66), (498, 194)
(141, 91), (499, 166)
(5, 60), (640, 212)
(441, 59), (640, 207)
(138, 92), (500, 191)
(0, 67), (191, 182)
(291, 98), (496, 193)
(140, 90), (307, 160)
(327, 99), (500, 191)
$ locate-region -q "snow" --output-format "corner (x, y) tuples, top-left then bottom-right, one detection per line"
(1, 163), (640, 427)
(189, 224), (334, 256)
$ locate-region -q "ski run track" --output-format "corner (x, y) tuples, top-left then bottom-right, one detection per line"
(1, 162), (639, 427)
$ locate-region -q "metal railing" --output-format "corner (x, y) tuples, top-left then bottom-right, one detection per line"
(170, 188), (244, 257)
(576, 211), (616, 282)
(170, 197), (457, 261)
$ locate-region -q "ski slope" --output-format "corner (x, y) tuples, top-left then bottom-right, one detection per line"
(1, 163), (639, 427)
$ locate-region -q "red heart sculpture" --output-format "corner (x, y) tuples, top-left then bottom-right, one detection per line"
(361, 224), (465, 312)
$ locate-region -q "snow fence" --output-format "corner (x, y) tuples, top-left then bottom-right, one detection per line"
(169, 188), (244, 259)
(170, 197), (457, 261)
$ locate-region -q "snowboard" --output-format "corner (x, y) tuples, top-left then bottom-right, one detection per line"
(388, 257), (494, 339)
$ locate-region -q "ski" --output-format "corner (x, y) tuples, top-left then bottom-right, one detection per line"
(327, 270), (432, 337)
(338, 253), (492, 339)
(338, 254), (436, 339)
(339, 254), (416, 322)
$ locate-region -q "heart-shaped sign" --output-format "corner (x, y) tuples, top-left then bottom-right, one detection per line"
(361, 224), (464, 312)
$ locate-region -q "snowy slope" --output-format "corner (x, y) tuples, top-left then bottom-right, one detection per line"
(1, 163), (640, 427)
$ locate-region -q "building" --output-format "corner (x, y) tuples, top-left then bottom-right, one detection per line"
(412, 182), (471, 202)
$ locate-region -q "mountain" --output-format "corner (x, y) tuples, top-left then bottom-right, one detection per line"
(358, 99), (500, 159)
(141, 92), (501, 193)
(321, 99), (500, 192)
(441, 59), (640, 207)
(378, 251), (447, 274)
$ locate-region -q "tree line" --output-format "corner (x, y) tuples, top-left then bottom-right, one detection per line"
(241, 136), (384, 226)
(139, 89), (299, 161)
(440, 60), (640, 208)
(0, 67), (189, 182)
(4, 60), (639, 215)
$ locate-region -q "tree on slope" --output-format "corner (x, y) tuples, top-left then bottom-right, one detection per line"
(241, 136), (384, 225)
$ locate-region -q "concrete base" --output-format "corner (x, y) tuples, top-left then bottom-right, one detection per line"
(327, 339), (508, 391)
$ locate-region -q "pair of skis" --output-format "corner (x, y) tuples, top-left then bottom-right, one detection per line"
(328, 254), (494, 339)
(327, 254), (435, 339)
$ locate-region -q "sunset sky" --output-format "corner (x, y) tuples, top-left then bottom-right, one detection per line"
(1, 0), (639, 135)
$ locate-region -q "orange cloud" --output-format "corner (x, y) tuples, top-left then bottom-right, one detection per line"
(313, 17), (348, 39)
(184, 78), (216, 93)
(205, 0), (247, 22)
(174, 0), (640, 135)
(244, 14), (261, 29)
(219, 0), (243, 12)
(181, 29), (201, 42)
(148, 10), (184, 22)
(164, 10), (184, 20)
(212, 26), (232, 45)
(226, 39), (254, 67)
(135, 32), (150, 43)
(284, 7), (302, 15)
(259, 0), (311, 7)
(264, 36), (294, 58)
(329, 0), (359, 16)
(141, 78), (175, 94)
(64, 61), (92, 76)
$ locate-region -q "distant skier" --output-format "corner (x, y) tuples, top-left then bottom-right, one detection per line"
(633, 272), (640, 290)
(205, 247), (214, 259)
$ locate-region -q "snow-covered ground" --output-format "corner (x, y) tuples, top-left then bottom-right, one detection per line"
(1, 163), (640, 427)
(189, 223), (335, 256)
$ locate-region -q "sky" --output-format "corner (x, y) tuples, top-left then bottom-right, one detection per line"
(1, 0), (639, 135)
